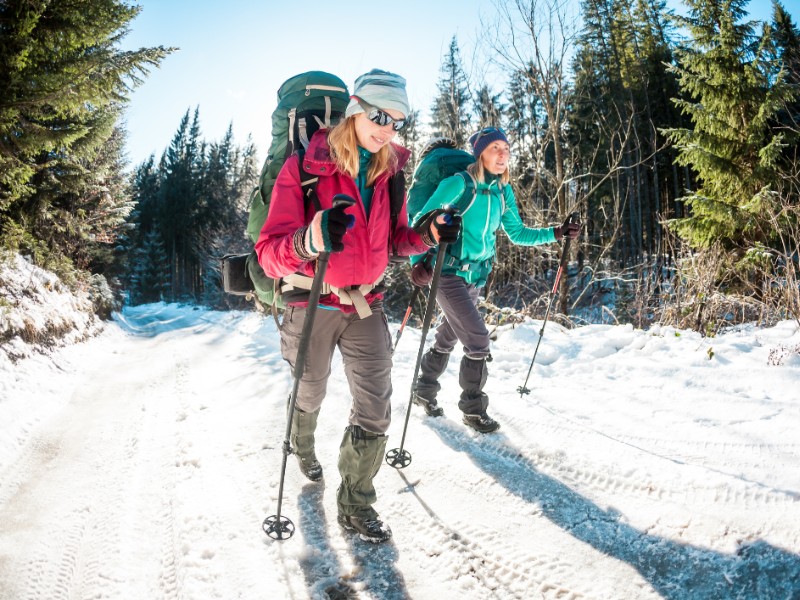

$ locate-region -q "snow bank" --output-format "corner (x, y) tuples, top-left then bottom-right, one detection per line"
(0, 253), (104, 364)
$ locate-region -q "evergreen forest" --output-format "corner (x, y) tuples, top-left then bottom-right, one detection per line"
(1, 0), (798, 335)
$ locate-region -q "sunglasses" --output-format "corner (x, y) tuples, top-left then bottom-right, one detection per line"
(357, 99), (406, 131)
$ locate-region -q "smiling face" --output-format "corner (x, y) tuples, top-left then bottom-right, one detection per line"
(479, 140), (511, 175)
(353, 108), (403, 153)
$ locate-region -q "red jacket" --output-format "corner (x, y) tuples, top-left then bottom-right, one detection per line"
(256, 130), (429, 312)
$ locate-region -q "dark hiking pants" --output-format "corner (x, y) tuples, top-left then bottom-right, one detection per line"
(416, 275), (491, 414)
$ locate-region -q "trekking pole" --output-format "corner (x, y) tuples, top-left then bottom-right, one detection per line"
(386, 208), (457, 469)
(392, 252), (434, 353)
(517, 212), (579, 397)
(263, 194), (355, 541)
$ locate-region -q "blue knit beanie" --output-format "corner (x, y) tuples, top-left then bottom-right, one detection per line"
(345, 69), (410, 118)
(469, 127), (508, 158)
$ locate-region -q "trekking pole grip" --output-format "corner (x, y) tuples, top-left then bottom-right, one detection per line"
(559, 212), (579, 268)
(332, 194), (356, 210)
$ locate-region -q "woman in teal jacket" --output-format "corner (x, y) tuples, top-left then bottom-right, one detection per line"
(410, 127), (580, 433)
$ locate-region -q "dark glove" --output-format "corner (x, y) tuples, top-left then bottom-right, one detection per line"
(410, 260), (433, 287)
(304, 204), (356, 254)
(415, 208), (462, 246)
(554, 215), (580, 241)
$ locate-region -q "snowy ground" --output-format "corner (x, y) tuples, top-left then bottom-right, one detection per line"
(1, 298), (799, 599)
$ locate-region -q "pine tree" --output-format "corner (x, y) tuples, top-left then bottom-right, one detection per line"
(770, 2), (800, 151)
(570, 0), (683, 268)
(129, 229), (169, 304)
(125, 114), (257, 307)
(506, 70), (539, 192)
(0, 0), (173, 269)
(396, 108), (422, 174)
(473, 85), (505, 130)
(67, 124), (135, 277)
(157, 108), (204, 300)
(663, 0), (794, 259)
(430, 37), (472, 146)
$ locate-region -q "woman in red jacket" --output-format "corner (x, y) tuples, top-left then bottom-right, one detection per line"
(256, 69), (458, 543)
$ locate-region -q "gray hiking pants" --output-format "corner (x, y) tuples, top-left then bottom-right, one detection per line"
(280, 301), (393, 434)
(416, 275), (491, 414)
(280, 301), (392, 516)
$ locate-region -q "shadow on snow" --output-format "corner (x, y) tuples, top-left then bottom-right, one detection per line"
(427, 424), (800, 600)
(294, 482), (409, 600)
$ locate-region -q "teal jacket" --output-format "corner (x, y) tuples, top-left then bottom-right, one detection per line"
(411, 172), (556, 286)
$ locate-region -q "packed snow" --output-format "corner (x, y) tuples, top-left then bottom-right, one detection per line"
(1, 259), (799, 599)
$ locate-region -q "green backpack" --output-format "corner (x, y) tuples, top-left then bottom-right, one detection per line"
(222, 71), (350, 309)
(406, 137), (476, 228)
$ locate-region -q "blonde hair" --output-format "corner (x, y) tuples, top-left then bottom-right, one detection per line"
(466, 158), (510, 186)
(326, 116), (398, 186)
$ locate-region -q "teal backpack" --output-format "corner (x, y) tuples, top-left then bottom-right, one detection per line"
(406, 137), (476, 227)
(221, 71), (350, 310)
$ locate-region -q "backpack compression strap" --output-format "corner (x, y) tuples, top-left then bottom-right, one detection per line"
(287, 95), (339, 159)
(297, 148), (322, 212)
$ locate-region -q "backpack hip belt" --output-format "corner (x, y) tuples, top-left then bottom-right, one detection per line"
(444, 256), (493, 273)
(281, 273), (384, 319)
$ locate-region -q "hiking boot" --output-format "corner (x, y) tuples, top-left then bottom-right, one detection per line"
(337, 513), (392, 543)
(462, 411), (500, 433)
(296, 455), (323, 481)
(412, 392), (444, 417)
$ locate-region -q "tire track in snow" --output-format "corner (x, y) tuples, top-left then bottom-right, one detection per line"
(480, 408), (800, 509)
(158, 495), (180, 600)
(16, 407), (142, 599)
(1, 335), (196, 600)
(531, 420), (800, 456)
(417, 416), (800, 597)
(384, 474), (596, 600)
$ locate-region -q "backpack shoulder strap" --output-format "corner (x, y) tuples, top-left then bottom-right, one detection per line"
(296, 148), (322, 212)
(454, 171), (478, 214)
(388, 169), (405, 254)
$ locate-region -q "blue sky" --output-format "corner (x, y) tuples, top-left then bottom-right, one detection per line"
(121, 0), (779, 169)
(121, 0), (490, 167)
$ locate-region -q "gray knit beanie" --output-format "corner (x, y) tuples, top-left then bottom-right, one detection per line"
(345, 69), (410, 118)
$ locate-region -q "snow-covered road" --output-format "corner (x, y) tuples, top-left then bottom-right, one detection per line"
(1, 304), (799, 599)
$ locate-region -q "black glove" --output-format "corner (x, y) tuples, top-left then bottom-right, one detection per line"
(410, 260), (433, 287)
(305, 204), (355, 254)
(554, 215), (580, 241)
(415, 208), (462, 246)
(433, 211), (462, 244)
